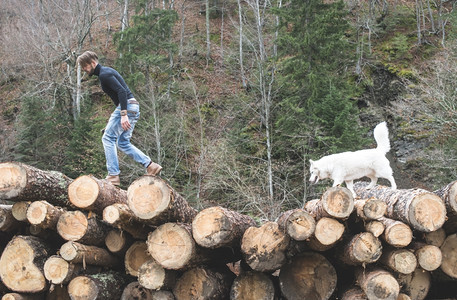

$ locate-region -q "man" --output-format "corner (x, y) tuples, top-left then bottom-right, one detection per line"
(76, 51), (162, 186)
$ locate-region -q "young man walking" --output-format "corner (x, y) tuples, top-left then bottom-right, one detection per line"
(77, 51), (162, 185)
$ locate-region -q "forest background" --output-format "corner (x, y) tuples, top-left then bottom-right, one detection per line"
(0, 0), (456, 222)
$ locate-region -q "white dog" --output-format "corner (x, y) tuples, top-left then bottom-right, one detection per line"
(309, 122), (397, 197)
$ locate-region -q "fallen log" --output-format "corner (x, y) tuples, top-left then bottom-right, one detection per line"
(43, 255), (101, 285)
(307, 217), (345, 251)
(354, 198), (387, 220)
(230, 271), (277, 300)
(68, 175), (128, 214)
(67, 271), (130, 300)
(0, 235), (50, 293)
(127, 176), (197, 225)
(173, 266), (235, 299)
(304, 187), (354, 220)
(338, 232), (382, 266)
(26, 201), (65, 230)
(279, 252), (337, 300)
(121, 282), (174, 300)
(192, 206), (256, 248)
(397, 268), (431, 300)
(0, 162), (72, 207)
(124, 241), (153, 277)
(276, 208), (316, 241)
(137, 259), (178, 290)
(355, 267), (400, 300)
(378, 217), (413, 248)
(60, 241), (120, 268)
(354, 182), (446, 232)
(102, 203), (150, 240)
(241, 221), (290, 272)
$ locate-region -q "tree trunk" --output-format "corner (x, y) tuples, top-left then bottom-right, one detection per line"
(26, 201), (65, 229)
(354, 182), (446, 232)
(68, 175), (128, 214)
(305, 187), (354, 220)
(277, 208), (316, 241)
(137, 259), (178, 290)
(434, 180), (457, 215)
(279, 252), (337, 300)
(0, 235), (50, 293)
(102, 203), (150, 239)
(0, 162), (73, 207)
(121, 282), (174, 300)
(127, 176), (197, 225)
(104, 229), (133, 256)
(241, 222), (290, 272)
(67, 271), (129, 300)
(192, 206), (256, 248)
(355, 268), (400, 300)
(124, 241), (153, 277)
(338, 232), (382, 265)
(378, 217), (413, 248)
(380, 248), (417, 274)
(365, 220), (385, 237)
(396, 268), (431, 300)
(410, 242), (442, 271)
(147, 222), (238, 270)
(43, 255), (101, 285)
(11, 201), (31, 222)
(438, 232), (457, 279)
(173, 266), (235, 300)
(56, 210), (110, 246)
(354, 198), (387, 220)
(0, 204), (21, 232)
(60, 241), (120, 268)
(230, 271), (277, 300)
(307, 217), (345, 251)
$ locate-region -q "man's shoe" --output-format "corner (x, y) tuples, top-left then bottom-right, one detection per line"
(146, 162), (162, 176)
(105, 175), (120, 186)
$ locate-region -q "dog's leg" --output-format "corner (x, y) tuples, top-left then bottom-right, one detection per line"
(345, 180), (357, 198)
(366, 176), (378, 189)
(387, 175), (397, 190)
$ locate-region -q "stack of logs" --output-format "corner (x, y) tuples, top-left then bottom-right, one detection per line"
(0, 161), (456, 300)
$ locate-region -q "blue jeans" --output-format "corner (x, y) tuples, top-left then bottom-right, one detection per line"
(102, 102), (151, 176)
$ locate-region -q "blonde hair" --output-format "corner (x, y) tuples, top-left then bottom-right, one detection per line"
(76, 51), (98, 67)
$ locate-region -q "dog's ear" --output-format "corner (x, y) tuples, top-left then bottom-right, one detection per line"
(309, 159), (314, 166)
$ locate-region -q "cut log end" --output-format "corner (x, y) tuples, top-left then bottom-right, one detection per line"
(57, 211), (88, 241)
(383, 221), (413, 248)
(125, 241), (152, 277)
(230, 271), (276, 300)
(68, 276), (98, 300)
(284, 210), (316, 241)
(410, 194), (446, 232)
(192, 206), (231, 247)
(322, 187), (354, 218)
(68, 175), (99, 209)
(415, 245), (442, 271)
(44, 256), (70, 284)
(26, 201), (48, 225)
(439, 233), (457, 278)
(0, 162), (27, 199)
(358, 269), (400, 300)
(315, 217), (345, 246)
(103, 206), (121, 224)
(127, 176), (170, 219)
(137, 260), (167, 290)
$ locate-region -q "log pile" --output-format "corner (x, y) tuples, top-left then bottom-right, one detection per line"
(0, 162), (457, 299)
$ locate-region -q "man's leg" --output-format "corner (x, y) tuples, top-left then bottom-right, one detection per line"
(102, 109), (122, 177)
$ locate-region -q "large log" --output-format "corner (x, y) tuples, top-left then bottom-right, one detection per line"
(0, 162), (72, 207)
(192, 206), (256, 248)
(378, 217), (413, 248)
(439, 232), (457, 279)
(127, 176), (197, 225)
(354, 182), (446, 232)
(304, 187), (354, 220)
(338, 232), (382, 265)
(67, 271), (130, 300)
(397, 268), (431, 300)
(124, 241), (153, 277)
(279, 252), (337, 300)
(137, 259), (178, 290)
(230, 271), (277, 300)
(307, 217), (345, 251)
(0, 235), (50, 293)
(121, 282), (174, 300)
(60, 241), (120, 268)
(172, 266), (235, 300)
(56, 210), (110, 246)
(43, 255), (101, 285)
(241, 221), (290, 272)
(355, 268), (400, 300)
(102, 203), (150, 239)
(68, 175), (128, 214)
(276, 208), (316, 241)
(26, 201), (65, 229)
(147, 222), (237, 271)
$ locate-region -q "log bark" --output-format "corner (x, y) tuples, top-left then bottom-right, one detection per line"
(307, 217), (345, 251)
(0, 204), (21, 232)
(127, 176), (197, 225)
(355, 268), (400, 300)
(102, 203), (150, 239)
(354, 182), (446, 232)
(68, 175), (128, 214)
(0, 162), (72, 207)
(304, 187), (354, 220)
(60, 241), (120, 268)
(11, 201), (31, 222)
(410, 242), (442, 271)
(438, 232), (457, 279)
(137, 259), (178, 290)
(0, 235), (50, 293)
(67, 271), (129, 300)
(365, 220), (385, 237)
(121, 282), (174, 300)
(378, 217), (413, 248)
(396, 268), (431, 300)
(241, 221), (290, 272)
(230, 271), (277, 300)
(172, 266), (235, 300)
(354, 198), (387, 220)
(434, 180), (457, 215)
(192, 206), (256, 248)
(338, 232), (382, 265)
(56, 210), (110, 246)
(147, 223), (238, 271)
(276, 208), (315, 241)
(124, 241), (153, 277)
(43, 255), (101, 285)
(279, 252), (337, 300)
(26, 201), (65, 229)
(380, 248), (417, 274)
(423, 228), (446, 247)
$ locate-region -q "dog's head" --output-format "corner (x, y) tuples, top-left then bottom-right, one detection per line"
(309, 159), (328, 184)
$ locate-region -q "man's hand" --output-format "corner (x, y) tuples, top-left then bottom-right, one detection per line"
(121, 115), (131, 131)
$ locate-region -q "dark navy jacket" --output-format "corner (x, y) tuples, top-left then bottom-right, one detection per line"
(93, 64), (134, 111)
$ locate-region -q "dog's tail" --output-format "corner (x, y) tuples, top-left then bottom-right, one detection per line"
(374, 122), (391, 153)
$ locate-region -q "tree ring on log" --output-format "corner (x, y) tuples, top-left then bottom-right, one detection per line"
(322, 187), (354, 218)
(57, 211), (88, 241)
(44, 256), (70, 284)
(285, 210), (316, 241)
(409, 194), (446, 232)
(127, 177), (170, 219)
(68, 276), (98, 299)
(27, 201), (48, 225)
(315, 217), (345, 246)
(138, 260), (166, 290)
(192, 207), (231, 247)
(125, 241), (151, 277)
(103, 206), (121, 224)
(364, 273), (399, 300)
(0, 162), (27, 199)
(440, 233), (457, 278)
(352, 232), (382, 264)
(68, 175), (99, 209)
